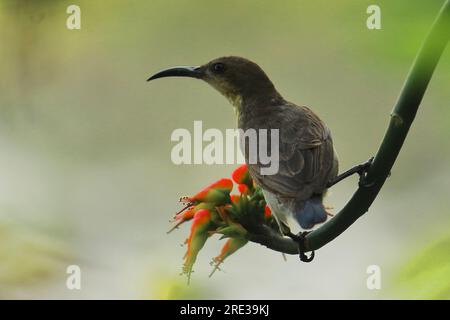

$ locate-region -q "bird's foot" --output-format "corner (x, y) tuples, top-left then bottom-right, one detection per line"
(327, 157), (374, 188)
(357, 157), (374, 187)
(286, 231), (314, 262)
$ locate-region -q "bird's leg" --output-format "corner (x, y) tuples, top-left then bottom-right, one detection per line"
(327, 157), (374, 188)
(285, 231), (314, 262)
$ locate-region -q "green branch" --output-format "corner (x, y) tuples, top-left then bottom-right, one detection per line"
(247, 0), (450, 255)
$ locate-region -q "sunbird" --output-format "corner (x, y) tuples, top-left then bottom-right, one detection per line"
(148, 56), (369, 238)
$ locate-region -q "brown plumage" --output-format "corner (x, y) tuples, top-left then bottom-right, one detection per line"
(148, 56), (339, 231)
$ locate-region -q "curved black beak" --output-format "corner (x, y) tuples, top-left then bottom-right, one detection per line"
(147, 66), (202, 81)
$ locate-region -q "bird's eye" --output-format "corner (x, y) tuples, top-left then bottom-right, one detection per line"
(212, 62), (225, 74)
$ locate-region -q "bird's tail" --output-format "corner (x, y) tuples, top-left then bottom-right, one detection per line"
(293, 195), (328, 230)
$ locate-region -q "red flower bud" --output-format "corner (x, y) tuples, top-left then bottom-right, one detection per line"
(237, 183), (249, 195)
(231, 164), (252, 188)
(264, 205), (272, 219)
(168, 203), (214, 233)
(230, 194), (241, 204)
(186, 178), (233, 205)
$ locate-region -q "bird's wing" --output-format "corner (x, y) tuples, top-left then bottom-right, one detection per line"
(248, 104), (334, 198)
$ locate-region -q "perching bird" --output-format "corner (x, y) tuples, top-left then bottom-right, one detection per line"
(148, 56), (339, 233)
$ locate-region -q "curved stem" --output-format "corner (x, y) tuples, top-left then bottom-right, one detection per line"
(247, 0), (450, 254)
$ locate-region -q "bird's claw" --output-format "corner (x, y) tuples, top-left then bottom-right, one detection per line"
(357, 157), (374, 187)
(286, 231), (315, 262)
(327, 156), (376, 188)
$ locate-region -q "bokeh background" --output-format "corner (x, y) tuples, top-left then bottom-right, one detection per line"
(0, 0), (449, 299)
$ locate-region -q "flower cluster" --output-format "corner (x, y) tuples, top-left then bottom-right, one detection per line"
(168, 164), (277, 282)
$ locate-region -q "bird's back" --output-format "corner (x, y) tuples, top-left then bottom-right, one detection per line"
(239, 101), (338, 229)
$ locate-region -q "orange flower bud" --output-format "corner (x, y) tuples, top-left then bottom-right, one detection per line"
(183, 209), (212, 282)
(209, 237), (248, 277)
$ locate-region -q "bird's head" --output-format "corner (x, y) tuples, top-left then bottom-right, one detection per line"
(147, 56), (282, 109)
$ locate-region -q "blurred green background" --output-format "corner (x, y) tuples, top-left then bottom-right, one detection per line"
(0, 0), (449, 299)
